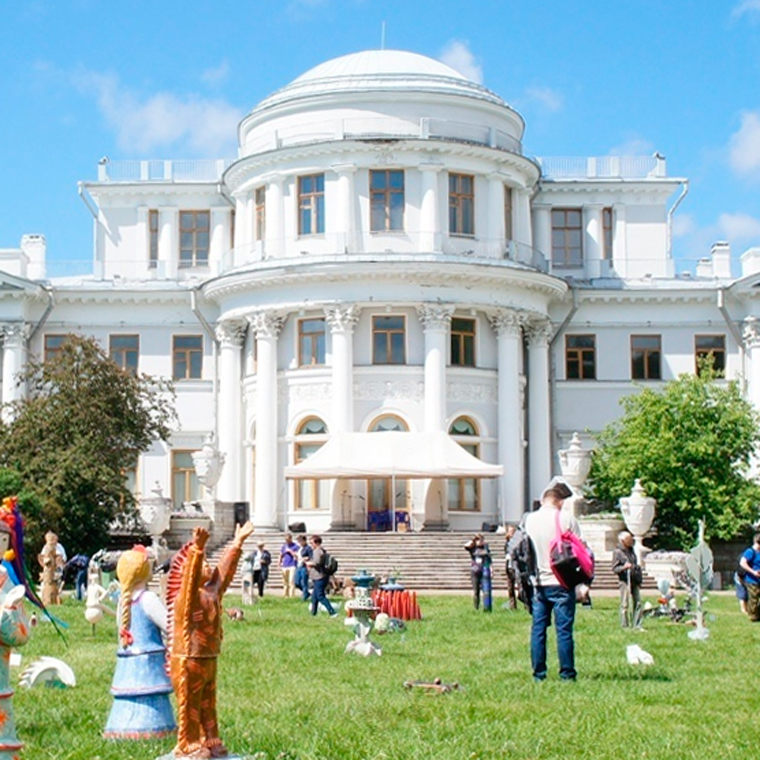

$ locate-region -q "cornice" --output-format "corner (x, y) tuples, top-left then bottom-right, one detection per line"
(51, 287), (192, 306)
(576, 288), (717, 306)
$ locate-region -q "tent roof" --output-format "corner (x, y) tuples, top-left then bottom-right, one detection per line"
(283, 431), (504, 480)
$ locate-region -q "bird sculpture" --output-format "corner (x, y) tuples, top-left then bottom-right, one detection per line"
(18, 657), (76, 689)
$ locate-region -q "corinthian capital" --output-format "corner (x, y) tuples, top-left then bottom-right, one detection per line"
(324, 304), (360, 332)
(248, 311), (284, 340)
(1, 323), (29, 347)
(417, 304), (455, 331)
(215, 319), (247, 348)
(744, 316), (760, 349)
(489, 310), (525, 337)
(525, 319), (554, 347)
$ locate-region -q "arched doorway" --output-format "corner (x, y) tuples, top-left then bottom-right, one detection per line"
(366, 415), (410, 531)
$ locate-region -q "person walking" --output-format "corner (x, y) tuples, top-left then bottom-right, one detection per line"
(524, 481), (580, 682)
(306, 535), (336, 617)
(464, 534), (492, 611)
(503, 525), (518, 610)
(294, 534), (312, 601)
(611, 531), (643, 629)
(278, 533), (299, 598)
(740, 532), (760, 621)
(251, 542), (271, 598)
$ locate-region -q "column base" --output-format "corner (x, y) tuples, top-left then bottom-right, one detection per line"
(420, 520), (450, 532)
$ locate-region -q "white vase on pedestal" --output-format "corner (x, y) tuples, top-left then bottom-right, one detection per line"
(619, 479), (656, 563)
(558, 432), (592, 516)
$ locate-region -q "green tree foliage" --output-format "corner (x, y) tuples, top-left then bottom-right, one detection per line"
(587, 361), (760, 549)
(0, 334), (177, 558)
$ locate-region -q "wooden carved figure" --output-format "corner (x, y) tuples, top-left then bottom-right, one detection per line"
(166, 521), (253, 759)
(37, 531), (63, 606)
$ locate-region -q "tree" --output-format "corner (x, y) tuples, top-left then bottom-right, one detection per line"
(0, 334), (177, 558)
(587, 361), (760, 549)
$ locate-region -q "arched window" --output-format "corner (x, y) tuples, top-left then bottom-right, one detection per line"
(448, 417), (480, 512)
(366, 415), (409, 530)
(294, 417), (329, 510)
(369, 415), (408, 433)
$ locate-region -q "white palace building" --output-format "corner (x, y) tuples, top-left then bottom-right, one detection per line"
(3, 49), (760, 536)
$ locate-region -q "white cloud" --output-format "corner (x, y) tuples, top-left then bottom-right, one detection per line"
(672, 213), (696, 239)
(718, 212), (760, 241)
(439, 40), (483, 84)
(201, 61), (231, 87)
(524, 86), (563, 113)
(607, 137), (655, 156)
(74, 70), (242, 156)
(728, 110), (760, 178)
(731, 0), (760, 21)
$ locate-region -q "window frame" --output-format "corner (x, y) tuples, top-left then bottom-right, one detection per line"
(179, 210), (210, 269)
(695, 334), (726, 376)
(44, 334), (68, 362)
(173, 334), (203, 380)
(565, 334), (596, 380)
(448, 417), (481, 512)
(109, 334), (140, 375)
(149, 209), (159, 269)
(298, 317), (326, 367)
(602, 206), (613, 260)
(254, 186), (265, 241)
(504, 185), (513, 241)
(450, 316), (476, 367)
(551, 208), (583, 268)
(449, 173), (475, 237)
(631, 334), (662, 380)
(294, 417), (329, 511)
(171, 449), (200, 511)
(372, 315), (406, 365)
(370, 169), (405, 232)
(298, 174), (325, 236)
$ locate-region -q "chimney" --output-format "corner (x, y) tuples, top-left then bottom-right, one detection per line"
(741, 246), (760, 278)
(20, 234), (46, 280)
(710, 241), (732, 279)
(695, 258), (712, 278)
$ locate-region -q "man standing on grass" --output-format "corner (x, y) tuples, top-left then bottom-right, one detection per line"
(306, 535), (337, 617)
(524, 481), (580, 682)
(611, 530), (643, 629)
(740, 532), (760, 621)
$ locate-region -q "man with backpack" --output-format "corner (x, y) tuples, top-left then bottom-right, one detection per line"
(739, 533), (760, 621)
(306, 535), (338, 618)
(524, 481), (581, 682)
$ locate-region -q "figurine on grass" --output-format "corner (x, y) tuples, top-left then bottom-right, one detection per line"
(165, 520), (254, 759)
(103, 546), (176, 740)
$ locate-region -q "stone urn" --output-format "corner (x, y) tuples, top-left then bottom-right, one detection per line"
(192, 436), (225, 496)
(138, 482), (172, 544)
(619, 479), (656, 563)
(558, 432), (592, 488)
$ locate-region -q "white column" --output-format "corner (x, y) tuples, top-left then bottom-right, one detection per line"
(249, 311), (283, 529)
(210, 208), (227, 273)
(583, 204), (603, 277)
(417, 305), (454, 432)
(419, 164), (442, 251)
(325, 304), (360, 433)
(486, 174), (505, 254)
(490, 311), (525, 522)
(264, 174), (284, 258)
(215, 320), (247, 503)
(158, 207), (178, 279)
(744, 318), (760, 413)
(515, 188), (533, 248)
(1, 324), (27, 422)
(613, 202), (627, 274)
(527, 320), (553, 501)
(331, 164), (356, 252)
(532, 204), (552, 264)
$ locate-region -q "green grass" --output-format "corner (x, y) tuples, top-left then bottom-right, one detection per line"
(13, 591), (757, 760)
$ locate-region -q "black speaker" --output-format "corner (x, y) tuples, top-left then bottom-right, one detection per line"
(233, 502), (249, 526)
(288, 521), (307, 534)
(481, 522), (499, 533)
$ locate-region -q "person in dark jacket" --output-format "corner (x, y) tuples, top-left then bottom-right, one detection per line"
(611, 531), (643, 629)
(464, 534), (491, 610)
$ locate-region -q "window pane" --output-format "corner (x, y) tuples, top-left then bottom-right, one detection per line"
(370, 171), (386, 190)
(373, 332), (387, 363)
(389, 171), (404, 189)
(567, 357), (580, 379)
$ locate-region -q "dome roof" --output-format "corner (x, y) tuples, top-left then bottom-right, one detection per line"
(253, 49), (508, 113)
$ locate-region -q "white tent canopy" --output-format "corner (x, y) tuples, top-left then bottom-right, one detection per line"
(283, 431), (504, 480)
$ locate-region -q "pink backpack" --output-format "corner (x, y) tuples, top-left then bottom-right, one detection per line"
(549, 511), (595, 589)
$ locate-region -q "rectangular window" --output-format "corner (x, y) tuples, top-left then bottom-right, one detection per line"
(172, 450), (200, 511)
(695, 334), (726, 375)
(631, 335), (661, 380)
(370, 170), (404, 232)
(372, 315), (406, 365)
(173, 335), (203, 380)
(565, 335), (596, 380)
(602, 207), (613, 260)
(230, 209), (236, 250)
(299, 318), (326, 367)
(449, 173), (474, 236)
(254, 187), (265, 241)
(451, 317), (476, 367)
(109, 334), (139, 375)
(298, 174), (325, 236)
(179, 211), (210, 268)
(551, 208), (583, 267)
(149, 209), (159, 268)
(448, 444), (480, 511)
(504, 186), (513, 240)
(44, 334), (67, 362)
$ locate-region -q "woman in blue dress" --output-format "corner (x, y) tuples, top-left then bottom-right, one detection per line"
(104, 546), (176, 739)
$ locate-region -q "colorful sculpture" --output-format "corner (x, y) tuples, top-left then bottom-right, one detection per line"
(37, 531), (63, 606)
(166, 521), (253, 759)
(104, 546), (176, 740)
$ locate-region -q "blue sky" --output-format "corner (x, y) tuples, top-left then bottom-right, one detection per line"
(1, 1), (760, 275)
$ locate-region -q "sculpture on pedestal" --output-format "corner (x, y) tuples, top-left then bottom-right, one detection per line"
(558, 432), (592, 516)
(344, 570), (381, 657)
(37, 531), (63, 606)
(619, 480), (656, 564)
(192, 437), (225, 504)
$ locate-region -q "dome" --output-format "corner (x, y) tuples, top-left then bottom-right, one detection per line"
(252, 49), (508, 113)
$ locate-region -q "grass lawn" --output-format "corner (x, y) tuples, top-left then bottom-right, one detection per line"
(12, 590), (756, 760)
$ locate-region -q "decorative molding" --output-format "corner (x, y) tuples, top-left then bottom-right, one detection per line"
(417, 304), (455, 331)
(215, 319), (247, 348)
(278, 380), (332, 404)
(324, 303), (360, 331)
(447, 380), (498, 403)
(0, 323), (29, 347)
(525, 319), (553, 347)
(248, 311), (284, 339)
(743, 316), (760, 349)
(489, 310), (525, 337)
(354, 379), (424, 402)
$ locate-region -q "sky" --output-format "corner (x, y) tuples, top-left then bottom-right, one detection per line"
(1, 1), (760, 276)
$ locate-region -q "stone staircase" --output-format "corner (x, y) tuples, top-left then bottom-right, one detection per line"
(207, 531), (657, 594)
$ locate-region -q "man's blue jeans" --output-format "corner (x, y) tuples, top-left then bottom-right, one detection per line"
(295, 565), (310, 600)
(310, 577), (335, 616)
(530, 585), (576, 680)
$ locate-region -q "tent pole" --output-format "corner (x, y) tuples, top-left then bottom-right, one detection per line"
(391, 473), (396, 533)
